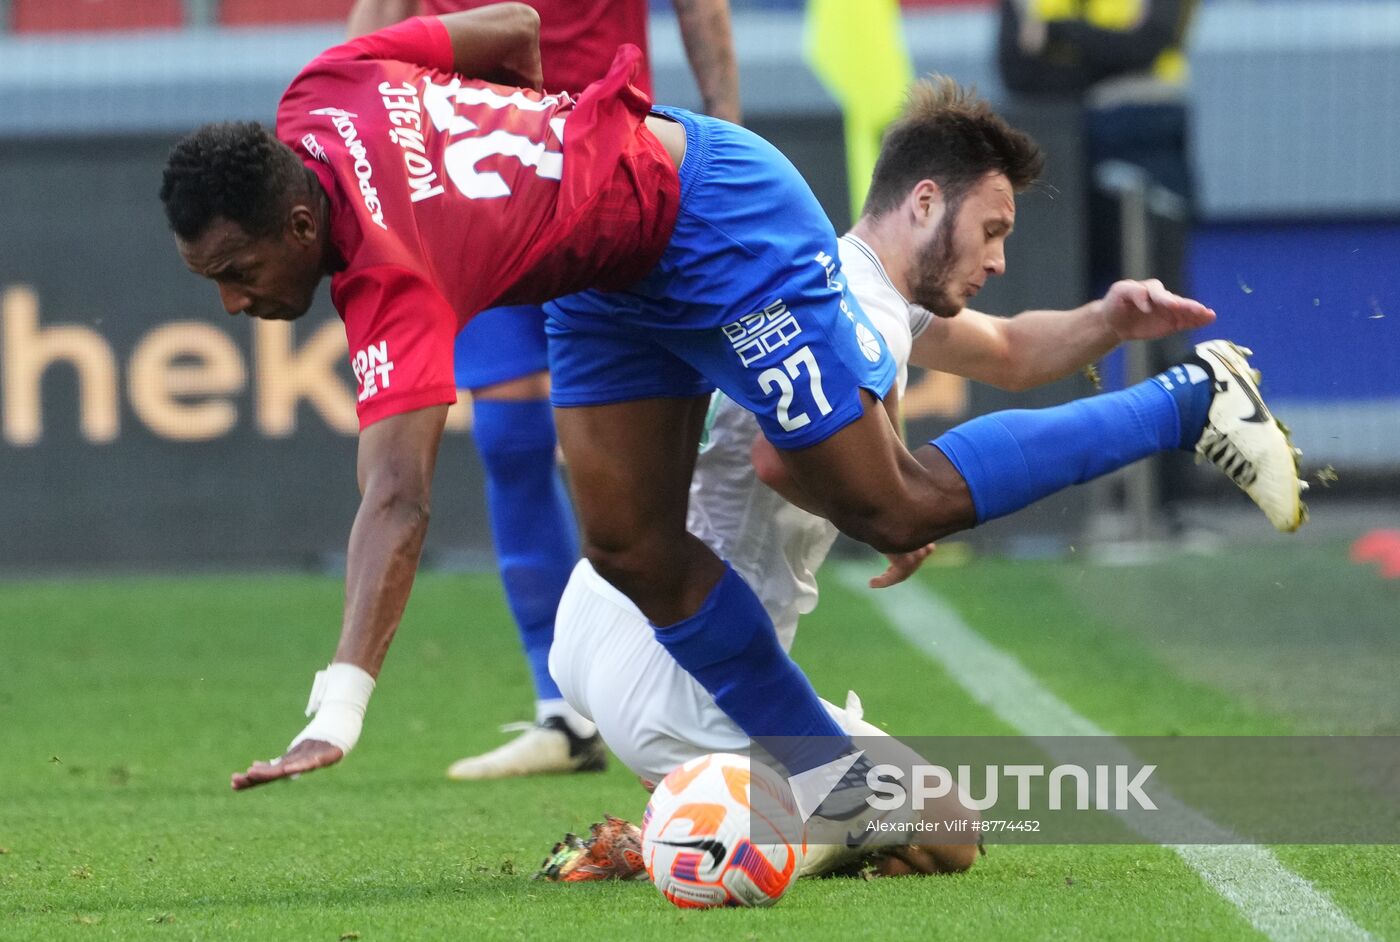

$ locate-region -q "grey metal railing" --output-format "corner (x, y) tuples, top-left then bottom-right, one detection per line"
(1093, 159), (1190, 544)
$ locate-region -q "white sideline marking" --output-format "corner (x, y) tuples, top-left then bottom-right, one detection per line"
(836, 565), (1372, 942)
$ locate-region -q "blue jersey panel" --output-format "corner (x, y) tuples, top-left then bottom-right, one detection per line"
(546, 107), (895, 448)
(453, 303), (550, 391)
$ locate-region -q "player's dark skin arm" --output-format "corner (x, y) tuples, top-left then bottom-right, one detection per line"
(347, 1), (543, 89)
(672, 0), (742, 123)
(346, 0), (417, 38)
(231, 405), (448, 790)
(337, 404), (448, 669)
(429, 5), (689, 159)
(350, 1), (545, 89)
(437, 3), (544, 90)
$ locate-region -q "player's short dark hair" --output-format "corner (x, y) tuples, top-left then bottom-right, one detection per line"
(863, 75), (1044, 219)
(160, 121), (309, 242)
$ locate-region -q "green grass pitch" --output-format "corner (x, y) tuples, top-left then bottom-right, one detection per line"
(3, 541), (1398, 940)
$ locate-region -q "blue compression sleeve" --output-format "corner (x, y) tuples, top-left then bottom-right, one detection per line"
(473, 399), (579, 701)
(932, 367), (1212, 524)
(652, 564), (848, 773)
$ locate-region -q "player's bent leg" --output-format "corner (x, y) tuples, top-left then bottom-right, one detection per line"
(547, 560), (974, 881)
(928, 341), (1308, 533)
(773, 391), (978, 552)
(553, 396), (721, 621)
(550, 558), (750, 785)
(540, 109), (938, 771)
(794, 692), (981, 879)
(553, 397), (851, 774)
(782, 340), (1306, 555)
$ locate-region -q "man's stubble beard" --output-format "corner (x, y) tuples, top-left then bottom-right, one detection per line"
(908, 203), (963, 319)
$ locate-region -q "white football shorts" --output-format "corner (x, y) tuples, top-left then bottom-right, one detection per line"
(549, 559), (898, 875)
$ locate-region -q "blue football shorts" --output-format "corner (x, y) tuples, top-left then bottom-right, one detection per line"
(452, 303), (549, 391)
(544, 105), (895, 450)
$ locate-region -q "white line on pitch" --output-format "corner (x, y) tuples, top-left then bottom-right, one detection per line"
(835, 564), (1372, 942)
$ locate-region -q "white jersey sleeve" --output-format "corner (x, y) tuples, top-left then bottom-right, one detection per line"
(682, 234), (921, 647)
(837, 233), (927, 398)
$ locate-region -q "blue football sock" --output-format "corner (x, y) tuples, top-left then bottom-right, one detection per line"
(652, 564), (849, 773)
(1156, 359), (1214, 448)
(473, 399), (579, 703)
(931, 365), (1213, 524)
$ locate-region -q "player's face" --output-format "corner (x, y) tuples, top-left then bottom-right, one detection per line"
(177, 215), (322, 321)
(909, 172), (1016, 317)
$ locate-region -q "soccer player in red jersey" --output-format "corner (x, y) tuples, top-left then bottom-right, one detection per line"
(340, 0), (737, 781)
(161, 5), (1303, 794)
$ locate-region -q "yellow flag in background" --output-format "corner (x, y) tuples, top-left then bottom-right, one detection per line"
(804, 0), (914, 221)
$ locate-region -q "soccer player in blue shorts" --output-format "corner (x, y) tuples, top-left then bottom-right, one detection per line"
(346, 0), (739, 780)
(157, 5), (1303, 792)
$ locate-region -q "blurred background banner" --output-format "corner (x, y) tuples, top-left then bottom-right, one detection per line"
(804, 0), (913, 220)
(1, 0), (1397, 569)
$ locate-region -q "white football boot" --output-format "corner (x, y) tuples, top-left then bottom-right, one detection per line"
(446, 716), (607, 781)
(1192, 339), (1308, 532)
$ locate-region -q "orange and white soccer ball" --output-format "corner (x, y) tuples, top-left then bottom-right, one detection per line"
(641, 752), (805, 908)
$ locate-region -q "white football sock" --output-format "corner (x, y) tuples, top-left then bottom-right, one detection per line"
(535, 698), (597, 738)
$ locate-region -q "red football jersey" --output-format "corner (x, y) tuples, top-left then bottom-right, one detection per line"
(418, 0), (652, 96)
(276, 17), (679, 427)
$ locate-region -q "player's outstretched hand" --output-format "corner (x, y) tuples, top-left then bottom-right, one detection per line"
(870, 544), (935, 589)
(231, 738), (343, 791)
(1103, 278), (1216, 341)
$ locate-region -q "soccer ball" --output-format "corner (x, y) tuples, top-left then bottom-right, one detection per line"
(641, 752), (805, 908)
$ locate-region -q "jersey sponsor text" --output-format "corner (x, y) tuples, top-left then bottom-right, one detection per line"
(352, 340), (395, 402)
(311, 107), (389, 230)
(723, 300), (802, 368)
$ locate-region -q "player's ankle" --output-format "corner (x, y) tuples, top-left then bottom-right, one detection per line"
(1149, 356), (1213, 450)
(536, 699), (597, 739)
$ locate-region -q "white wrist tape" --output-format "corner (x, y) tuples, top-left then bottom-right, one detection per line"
(287, 662), (376, 755)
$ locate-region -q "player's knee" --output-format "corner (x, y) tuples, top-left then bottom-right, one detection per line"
(581, 539), (666, 598)
(365, 481), (432, 525)
(471, 399), (556, 471)
(751, 437), (789, 492)
(470, 370), (549, 403)
(580, 542), (631, 588)
(832, 487), (974, 553)
(835, 507), (937, 555)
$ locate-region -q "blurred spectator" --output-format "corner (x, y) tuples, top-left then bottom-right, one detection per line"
(997, 0), (1199, 529)
(998, 0), (1197, 296)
